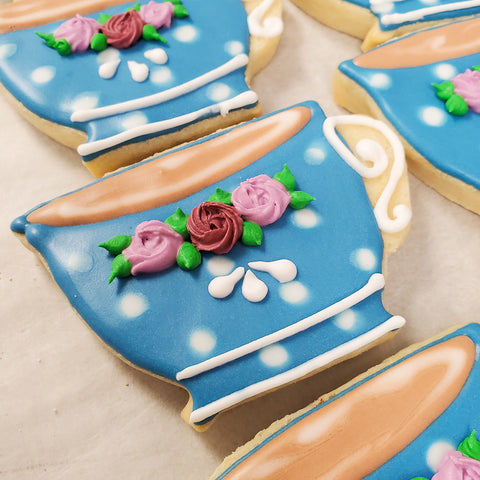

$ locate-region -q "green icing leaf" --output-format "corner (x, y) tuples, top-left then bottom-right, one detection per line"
(432, 81), (455, 101)
(36, 32), (57, 48)
(108, 254), (132, 284)
(143, 24), (168, 43)
(445, 94), (469, 116)
(98, 13), (113, 24)
(91, 32), (108, 52)
(173, 4), (189, 17)
(458, 430), (480, 461)
(53, 38), (72, 56)
(169, 0), (182, 4)
(126, 2), (141, 11)
(177, 242), (201, 270)
(241, 221), (263, 246)
(289, 190), (315, 210)
(99, 235), (132, 256)
(273, 164), (296, 191)
(208, 188), (232, 205)
(165, 208), (189, 239)
(473, 65), (480, 73)
(408, 478), (429, 480)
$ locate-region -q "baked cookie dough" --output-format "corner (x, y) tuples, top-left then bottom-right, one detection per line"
(11, 101), (411, 429)
(0, 0), (282, 176)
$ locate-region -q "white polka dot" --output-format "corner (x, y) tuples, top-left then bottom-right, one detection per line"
(334, 309), (357, 330)
(151, 66), (173, 84)
(279, 281), (309, 304)
(173, 25), (198, 43)
(434, 63), (457, 80)
(31, 66), (56, 84)
(426, 441), (455, 471)
(64, 252), (93, 273)
(206, 82), (232, 102)
(421, 106), (447, 127)
(207, 257), (235, 276)
(259, 344), (289, 367)
(369, 73), (391, 89)
(476, 345), (480, 361)
(190, 329), (216, 354)
(121, 112), (148, 130)
(98, 47), (120, 64)
(291, 208), (320, 229)
(305, 147), (326, 165)
(225, 40), (244, 56)
(351, 248), (377, 271)
(71, 94), (99, 112)
(420, 0), (438, 5)
(370, 0), (394, 14)
(0, 43), (17, 59)
(119, 293), (148, 318)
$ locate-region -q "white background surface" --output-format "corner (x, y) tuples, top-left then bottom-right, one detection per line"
(1, 1), (480, 478)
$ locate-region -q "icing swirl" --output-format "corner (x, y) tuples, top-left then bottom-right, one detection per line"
(139, 1), (174, 29)
(452, 69), (480, 114)
(122, 220), (184, 275)
(432, 450), (480, 480)
(187, 202), (243, 254)
(101, 10), (145, 49)
(54, 14), (100, 52)
(231, 174), (291, 226)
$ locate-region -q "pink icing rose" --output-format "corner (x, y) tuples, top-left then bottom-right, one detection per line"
(432, 450), (480, 480)
(139, 1), (175, 29)
(231, 174), (291, 226)
(123, 220), (184, 275)
(452, 69), (480, 113)
(54, 14), (101, 52)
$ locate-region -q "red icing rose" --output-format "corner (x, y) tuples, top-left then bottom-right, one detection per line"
(101, 10), (145, 49)
(187, 202), (243, 254)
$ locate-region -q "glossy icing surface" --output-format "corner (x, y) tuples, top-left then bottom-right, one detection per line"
(0, 0), (256, 165)
(346, 0), (480, 31)
(12, 102), (405, 424)
(213, 323), (480, 480)
(339, 19), (480, 193)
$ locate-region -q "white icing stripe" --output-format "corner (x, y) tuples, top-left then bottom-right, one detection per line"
(189, 315), (406, 423)
(176, 273), (385, 381)
(379, 0), (480, 26)
(76, 91), (259, 156)
(246, 0), (283, 38)
(71, 54), (250, 123)
(322, 115), (411, 234)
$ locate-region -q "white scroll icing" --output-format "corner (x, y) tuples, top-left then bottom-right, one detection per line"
(177, 273), (386, 381)
(188, 315), (406, 423)
(144, 48), (168, 65)
(208, 267), (245, 299)
(246, 0), (283, 38)
(379, 0), (480, 26)
(322, 115), (411, 234)
(242, 270), (268, 302)
(98, 59), (120, 79)
(71, 54), (250, 123)
(127, 61), (149, 83)
(249, 259), (297, 283)
(76, 90), (258, 156)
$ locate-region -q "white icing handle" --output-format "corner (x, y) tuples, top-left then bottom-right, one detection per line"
(245, 0), (283, 38)
(323, 115), (411, 234)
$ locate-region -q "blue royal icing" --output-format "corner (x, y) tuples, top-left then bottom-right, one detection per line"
(11, 101), (406, 425)
(0, 0), (257, 169)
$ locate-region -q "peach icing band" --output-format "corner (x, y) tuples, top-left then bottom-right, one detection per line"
(27, 106), (312, 227)
(354, 17), (480, 69)
(219, 335), (476, 480)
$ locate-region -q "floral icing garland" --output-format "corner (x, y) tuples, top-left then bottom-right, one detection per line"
(99, 165), (315, 283)
(433, 66), (480, 116)
(37, 0), (188, 56)
(409, 430), (480, 480)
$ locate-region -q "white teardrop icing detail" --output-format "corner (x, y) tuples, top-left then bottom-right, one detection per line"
(144, 48), (168, 65)
(248, 259), (297, 283)
(242, 270), (268, 303)
(127, 61), (149, 82)
(98, 59), (121, 79)
(208, 267), (245, 299)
